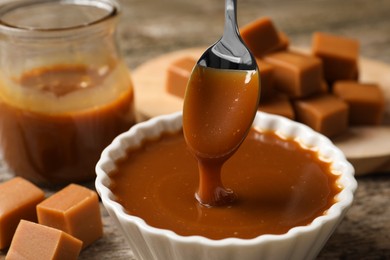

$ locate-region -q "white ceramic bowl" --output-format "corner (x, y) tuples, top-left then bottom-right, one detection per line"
(95, 111), (357, 260)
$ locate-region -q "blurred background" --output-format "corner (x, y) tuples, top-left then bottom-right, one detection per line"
(116, 0), (390, 69)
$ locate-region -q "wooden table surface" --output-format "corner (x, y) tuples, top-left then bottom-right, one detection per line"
(1, 0), (390, 259)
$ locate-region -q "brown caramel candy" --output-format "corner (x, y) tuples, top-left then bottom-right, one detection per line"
(273, 31), (290, 52)
(256, 59), (275, 101)
(166, 56), (196, 98)
(0, 177), (45, 249)
(312, 32), (359, 83)
(240, 17), (286, 57)
(320, 80), (329, 93)
(264, 50), (323, 98)
(293, 94), (349, 137)
(259, 92), (295, 120)
(6, 220), (82, 260)
(333, 81), (385, 125)
(37, 184), (103, 249)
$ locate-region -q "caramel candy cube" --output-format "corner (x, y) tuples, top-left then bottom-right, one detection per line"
(6, 220), (82, 260)
(256, 59), (275, 101)
(333, 81), (385, 125)
(37, 184), (103, 249)
(273, 31), (290, 53)
(259, 92), (295, 120)
(0, 177), (45, 249)
(264, 51), (323, 98)
(166, 56), (196, 98)
(320, 80), (329, 93)
(293, 94), (349, 137)
(240, 17), (286, 57)
(312, 32), (359, 83)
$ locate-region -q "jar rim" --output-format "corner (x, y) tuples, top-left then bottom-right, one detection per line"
(0, 0), (120, 34)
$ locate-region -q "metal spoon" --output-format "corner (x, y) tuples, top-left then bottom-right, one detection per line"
(183, 0), (260, 207)
(197, 0), (257, 71)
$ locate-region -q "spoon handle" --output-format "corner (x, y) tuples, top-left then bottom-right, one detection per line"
(223, 0), (239, 43)
(197, 0), (257, 70)
(219, 0), (256, 69)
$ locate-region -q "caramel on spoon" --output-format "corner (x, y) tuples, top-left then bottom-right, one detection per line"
(183, 0), (260, 207)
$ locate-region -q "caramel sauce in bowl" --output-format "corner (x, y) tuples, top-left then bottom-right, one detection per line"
(95, 111), (357, 260)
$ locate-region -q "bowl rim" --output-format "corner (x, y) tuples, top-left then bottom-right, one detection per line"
(95, 111), (357, 247)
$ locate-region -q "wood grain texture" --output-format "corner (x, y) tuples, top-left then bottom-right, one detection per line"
(1, 0), (390, 259)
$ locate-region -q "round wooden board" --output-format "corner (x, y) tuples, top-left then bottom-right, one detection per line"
(132, 47), (203, 117)
(132, 47), (390, 176)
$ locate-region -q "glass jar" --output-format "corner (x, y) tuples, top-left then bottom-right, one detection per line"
(0, 0), (136, 185)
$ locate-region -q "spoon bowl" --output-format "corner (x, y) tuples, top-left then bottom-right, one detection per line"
(183, 0), (260, 159)
(197, 0), (257, 70)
